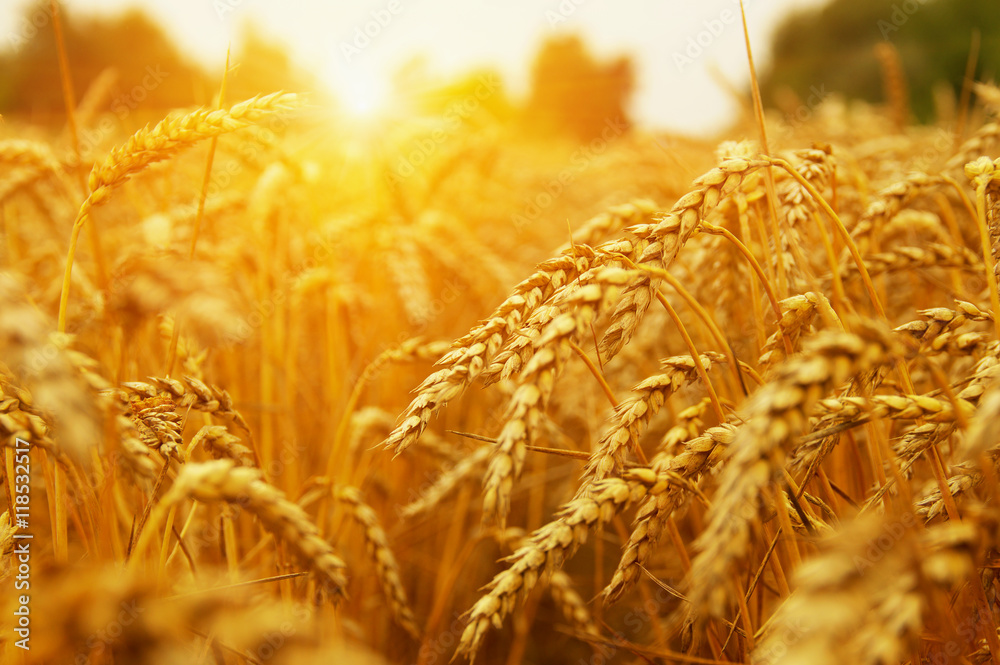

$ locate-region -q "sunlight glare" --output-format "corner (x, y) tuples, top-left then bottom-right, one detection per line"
(326, 66), (391, 119)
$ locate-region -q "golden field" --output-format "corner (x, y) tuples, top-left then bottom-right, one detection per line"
(3, 13), (1000, 665)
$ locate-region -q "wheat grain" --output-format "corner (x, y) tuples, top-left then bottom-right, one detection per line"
(686, 324), (897, 618)
(456, 468), (667, 660)
(604, 424), (736, 603)
(600, 157), (771, 360)
(158, 459), (348, 596)
(190, 425), (256, 467)
(126, 393), (183, 461)
(586, 353), (726, 480)
(335, 486), (421, 639)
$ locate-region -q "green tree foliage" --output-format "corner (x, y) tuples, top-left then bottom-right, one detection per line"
(761, 0), (1000, 123)
(525, 35), (634, 141)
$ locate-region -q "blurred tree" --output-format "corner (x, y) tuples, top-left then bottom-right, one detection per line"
(761, 0), (1000, 124)
(391, 58), (513, 128)
(226, 22), (321, 102)
(525, 35), (634, 141)
(0, 2), (209, 118)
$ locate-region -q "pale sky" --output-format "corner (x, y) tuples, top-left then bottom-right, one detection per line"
(0, 0), (829, 135)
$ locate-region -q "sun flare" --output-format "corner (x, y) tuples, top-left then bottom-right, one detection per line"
(324, 65), (392, 119)
(7, 1), (1000, 664)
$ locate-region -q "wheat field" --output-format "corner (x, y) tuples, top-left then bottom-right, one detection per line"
(3, 10), (1000, 665)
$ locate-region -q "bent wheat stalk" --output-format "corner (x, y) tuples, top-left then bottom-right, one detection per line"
(132, 459), (347, 596)
(58, 92), (300, 332)
(456, 468), (668, 661)
(686, 324), (897, 618)
(335, 486), (421, 639)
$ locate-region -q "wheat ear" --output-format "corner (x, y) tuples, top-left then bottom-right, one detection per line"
(753, 516), (924, 665)
(122, 375), (253, 443)
(58, 93), (300, 331)
(604, 424), (736, 603)
(686, 324), (896, 618)
(482, 267), (632, 526)
(383, 234), (642, 456)
(600, 156), (771, 360)
(335, 487), (421, 639)
(455, 468), (667, 661)
(586, 353), (726, 480)
(138, 459), (347, 596)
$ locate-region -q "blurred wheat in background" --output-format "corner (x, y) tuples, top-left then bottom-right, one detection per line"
(3, 0), (1000, 663)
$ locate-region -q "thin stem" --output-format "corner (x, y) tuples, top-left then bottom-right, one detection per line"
(770, 158), (887, 320)
(740, 0), (786, 299)
(699, 223), (793, 355)
(447, 430), (600, 462)
(655, 266), (750, 395)
(51, 0), (107, 289)
(58, 200), (93, 332)
(654, 290), (726, 423)
(568, 339), (619, 408)
(973, 184), (1000, 341)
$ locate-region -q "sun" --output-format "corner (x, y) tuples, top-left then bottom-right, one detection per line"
(323, 63), (391, 119)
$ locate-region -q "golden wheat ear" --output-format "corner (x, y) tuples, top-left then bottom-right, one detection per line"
(134, 459), (348, 597)
(58, 93), (302, 333)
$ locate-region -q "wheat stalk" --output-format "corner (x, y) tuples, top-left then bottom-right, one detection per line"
(58, 93), (300, 332)
(686, 324), (897, 618)
(335, 486), (421, 639)
(456, 468), (667, 661)
(137, 459), (347, 596)
(585, 353), (726, 480)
